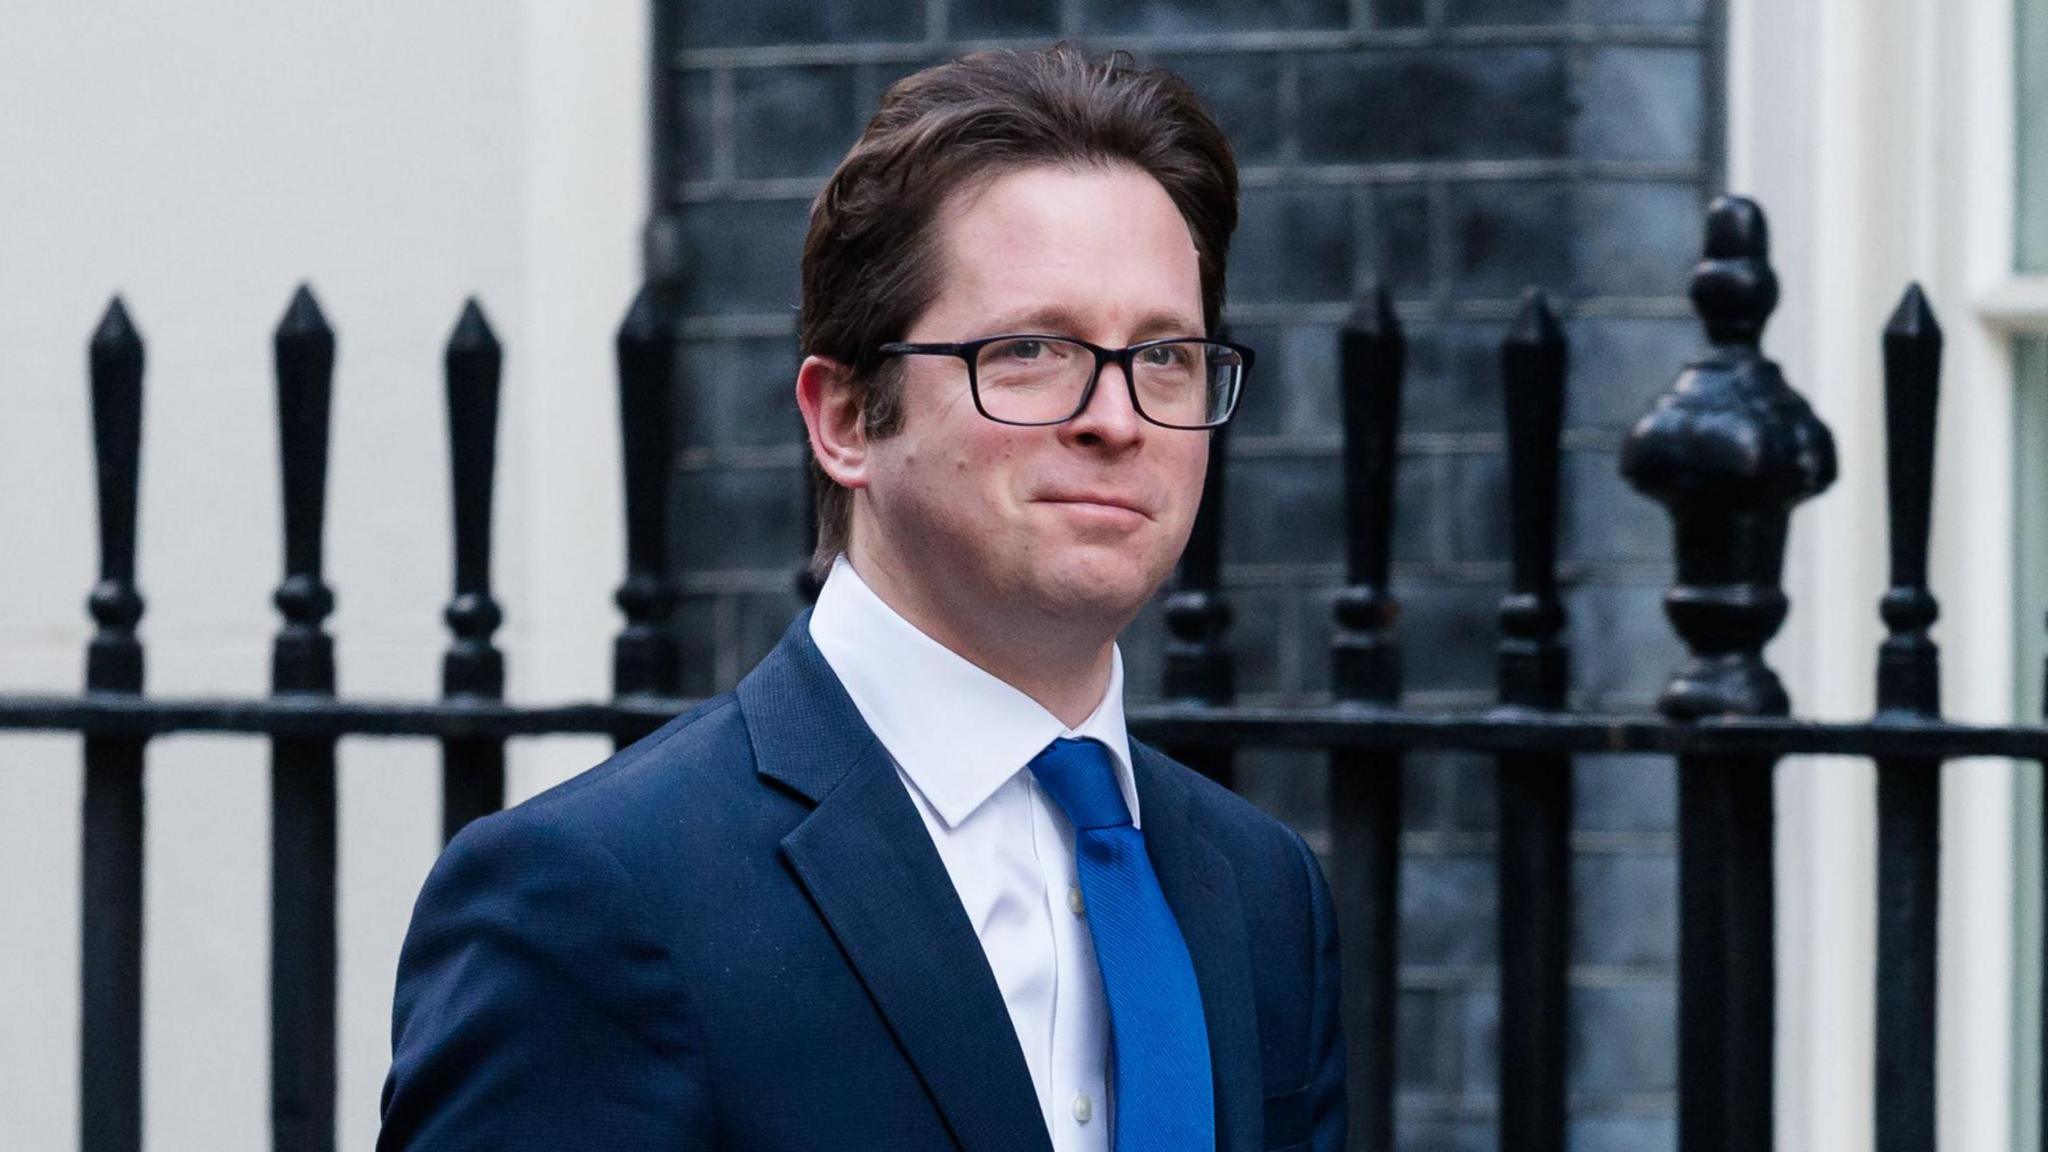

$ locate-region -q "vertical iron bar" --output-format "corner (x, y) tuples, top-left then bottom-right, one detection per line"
(1620, 198), (1835, 1152)
(1328, 286), (1405, 1152)
(441, 299), (506, 842)
(1494, 290), (1571, 1152)
(1873, 283), (1942, 1152)
(80, 297), (146, 1152)
(269, 284), (338, 1152)
(1162, 418), (1235, 788)
(613, 284), (682, 746)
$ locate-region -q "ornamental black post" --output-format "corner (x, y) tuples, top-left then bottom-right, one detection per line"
(1161, 418), (1235, 788)
(1619, 197), (1837, 1152)
(612, 284), (682, 746)
(80, 297), (146, 1152)
(269, 284), (339, 1152)
(1494, 290), (1571, 1152)
(441, 299), (507, 842)
(1328, 285), (1405, 1152)
(1870, 284), (1942, 1152)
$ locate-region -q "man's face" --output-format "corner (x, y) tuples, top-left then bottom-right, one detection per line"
(857, 162), (1213, 636)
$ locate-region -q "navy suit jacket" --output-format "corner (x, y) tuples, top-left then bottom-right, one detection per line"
(379, 613), (1346, 1150)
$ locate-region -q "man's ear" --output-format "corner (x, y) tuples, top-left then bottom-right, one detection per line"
(796, 355), (870, 490)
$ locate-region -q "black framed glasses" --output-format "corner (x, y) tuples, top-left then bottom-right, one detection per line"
(874, 333), (1253, 429)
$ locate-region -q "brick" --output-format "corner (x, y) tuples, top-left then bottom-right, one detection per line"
(1222, 454), (1349, 567)
(1564, 316), (1699, 431)
(1444, 751), (1497, 831)
(1568, 981), (1676, 1095)
(1574, 182), (1703, 297)
(1403, 753), (1450, 831)
(1081, 0), (1346, 36)
(1447, 452), (1510, 565)
(676, 70), (718, 182)
(1561, 450), (1668, 566)
(1230, 186), (1355, 305)
(1449, 181), (1574, 299)
(1395, 584), (1500, 696)
(673, 463), (808, 571)
(1396, 987), (1445, 1090)
(949, 0), (1063, 37)
(1402, 323), (1507, 436)
(1298, 49), (1571, 163)
(1573, 755), (1676, 831)
(1357, 183), (1435, 301)
(1231, 746), (1328, 833)
(1565, 583), (1680, 707)
(1218, 583), (1291, 696)
(1585, 0), (1706, 23)
(674, 342), (717, 452)
(678, 199), (809, 316)
(1399, 852), (1496, 968)
(1220, 323), (1342, 438)
(1447, 0), (1570, 24)
(1370, 0), (1429, 26)
(1150, 52), (1284, 167)
(1573, 48), (1705, 164)
(676, 593), (722, 697)
(1456, 983), (1500, 1095)
(1572, 1114), (1677, 1152)
(1573, 853), (1677, 967)
(675, 0), (923, 48)
(732, 66), (863, 180)
(1119, 595), (1169, 701)
(1394, 1118), (1496, 1152)
(712, 337), (805, 448)
(737, 589), (807, 673)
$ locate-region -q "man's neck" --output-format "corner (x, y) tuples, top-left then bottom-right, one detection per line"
(839, 551), (1116, 729)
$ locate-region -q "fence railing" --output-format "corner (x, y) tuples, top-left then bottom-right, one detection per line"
(0, 194), (2016, 1152)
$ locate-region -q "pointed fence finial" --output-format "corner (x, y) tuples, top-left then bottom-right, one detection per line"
(441, 296), (507, 840)
(1498, 288), (1568, 710)
(86, 295), (147, 692)
(1877, 282), (1943, 718)
(1332, 284), (1404, 707)
(442, 296), (505, 695)
(612, 283), (683, 715)
(272, 282), (337, 693)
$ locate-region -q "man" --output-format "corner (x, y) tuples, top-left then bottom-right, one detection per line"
(379, 45), (1345, 1151)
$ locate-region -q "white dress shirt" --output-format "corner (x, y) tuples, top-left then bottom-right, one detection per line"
(808, 556), (1139, 1151)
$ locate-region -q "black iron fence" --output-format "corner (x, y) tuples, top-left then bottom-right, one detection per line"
(1, 194), (2024, 1152)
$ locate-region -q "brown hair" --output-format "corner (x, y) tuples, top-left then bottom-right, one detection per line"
(798, 44), (1240, 574)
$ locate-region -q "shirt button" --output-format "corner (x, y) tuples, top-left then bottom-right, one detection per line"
(1072, 1093), (1093, 1124)
(1067, 886), (1086, 917)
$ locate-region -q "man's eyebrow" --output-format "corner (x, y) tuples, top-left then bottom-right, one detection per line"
(981, 305), (1206, 341)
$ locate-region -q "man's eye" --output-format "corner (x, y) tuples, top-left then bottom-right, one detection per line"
(994, 339), (1046, 360)
(1139, 345), (1190, 368)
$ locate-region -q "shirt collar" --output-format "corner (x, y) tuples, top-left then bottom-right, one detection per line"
(806, 555), (1139, 830)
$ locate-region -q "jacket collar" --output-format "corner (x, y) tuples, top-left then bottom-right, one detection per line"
(737, 613), (1262, 1152)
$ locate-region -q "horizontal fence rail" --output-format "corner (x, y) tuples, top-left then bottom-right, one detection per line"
(0, 193), (2018, 1152)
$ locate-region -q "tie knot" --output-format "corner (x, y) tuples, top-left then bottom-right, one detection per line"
(1027, 737), (1132, 831)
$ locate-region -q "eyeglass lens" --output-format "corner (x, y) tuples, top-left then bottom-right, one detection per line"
(974, 338), (1242, 427)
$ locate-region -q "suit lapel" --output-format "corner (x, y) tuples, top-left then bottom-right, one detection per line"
(1133, 743), (1263, 1152)
(739, 616), (1054, 1152)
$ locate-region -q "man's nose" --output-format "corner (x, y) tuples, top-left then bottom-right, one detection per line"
(1063, 360), (1145, 447)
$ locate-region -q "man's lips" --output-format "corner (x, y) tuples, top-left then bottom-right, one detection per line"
(1036, 493), (1154, 519)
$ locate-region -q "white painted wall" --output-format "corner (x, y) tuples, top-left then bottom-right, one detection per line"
(1729, 0), (2023, 1149)
(0, 3), (645, 1147)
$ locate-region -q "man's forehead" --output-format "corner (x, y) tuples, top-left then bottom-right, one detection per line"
(927, 162), (1204, 329)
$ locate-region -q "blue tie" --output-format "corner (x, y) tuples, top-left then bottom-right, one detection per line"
(1028, 737), (1215, 1151)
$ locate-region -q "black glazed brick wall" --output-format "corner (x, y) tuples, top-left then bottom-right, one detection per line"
(655, 3), (1717, 1148)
